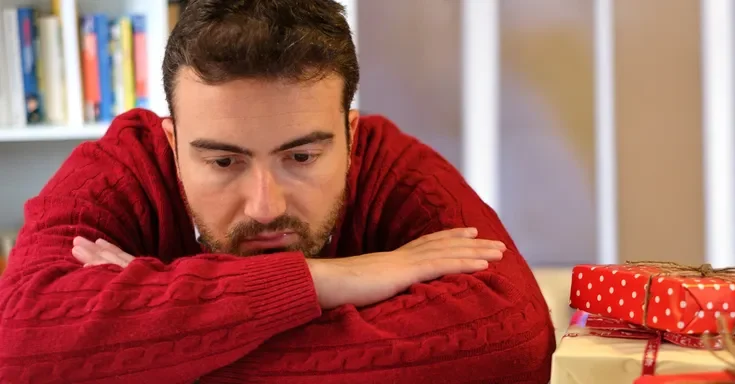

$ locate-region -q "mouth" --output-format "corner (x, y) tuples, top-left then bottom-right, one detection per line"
(238, 231), (297, 253)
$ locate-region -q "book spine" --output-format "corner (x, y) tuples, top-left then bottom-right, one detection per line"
(17, 8), (42, 124)
(120, 17), (135, 111)
(131, 14), (148, 109)
(4, 9), (26, 127)
(94, 13), (113, 122)
(38, 16), (65, 124)
(80, 15), (100, 122)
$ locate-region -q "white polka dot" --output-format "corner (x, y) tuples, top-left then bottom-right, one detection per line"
(725, 303), (729, 310)
(588, 283), (592, 289)
(658, 277), (664, 283)
(707, 302), (714, 310)
(621, 280), (627, 287)
(655, 296), (660, 303)
(683, 283), (688, 288)
(652, 316), (658, 323)
(578, 273), (583, 279)
(600, 275), (604, 282)
(699, 284), (705, 290)
(665, 308), (671, 316)
(591, 267), (596, 271)
(677, 321), (685, 329)
(699, 311), (705, 318)
(586, 302), (590, 309)
(632, 291), (637, 299)
(576, 290), (581, 297)
(612, 270), (618, 275)
(607, 306), (612, 313)
(597, 294), (602, 301)
(668, 288), (674, 295)
(715, 284), (721, 290)
(619, 299), (625, 306)
(716, 311), (721, 318)
(731, 312), (735, 318)
(629, 311), (634, 318)
(730, 284), (735, 291)
(687, 330), (694, 334)
(609, 287), (615, 294)
(680, 301), (687, 309)
(635, 274), (641, 279)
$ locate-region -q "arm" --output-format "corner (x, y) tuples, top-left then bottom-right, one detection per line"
(204, 144), (556, 383)
(0, 142), (322, 383)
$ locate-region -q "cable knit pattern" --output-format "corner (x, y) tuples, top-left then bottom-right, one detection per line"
(0, 109), (555, 384)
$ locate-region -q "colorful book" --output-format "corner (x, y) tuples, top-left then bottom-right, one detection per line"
(93, 13), (113, 122)
(131, 14), (148, 109)
(80, 15), (100, 122)
(17, 8), (42, 123)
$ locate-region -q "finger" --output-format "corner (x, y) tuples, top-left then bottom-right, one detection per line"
(414, 238), (506, 253)
(72, 237), (127, 268)
(422, 247), (504, 261)
(402, 228), (477, 249)
(414, 259), (489, 282)
(95, 239), (135, 264)
(71, 238), (108, 265)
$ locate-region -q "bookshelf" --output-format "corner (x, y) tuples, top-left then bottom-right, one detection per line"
(0, 0), (172, 230)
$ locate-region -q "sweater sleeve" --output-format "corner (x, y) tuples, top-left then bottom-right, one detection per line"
(202, 133), (556, 383)
(0, 141), (322, 383)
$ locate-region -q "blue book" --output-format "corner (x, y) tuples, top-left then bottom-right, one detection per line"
(93, 13), (113, 122)
(17, 8), (42, 123)
(131, 14), (148, 109)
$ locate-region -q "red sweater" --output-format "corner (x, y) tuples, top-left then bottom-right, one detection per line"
(0, 109), (555, 384)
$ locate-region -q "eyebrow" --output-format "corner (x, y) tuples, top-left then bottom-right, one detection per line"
(189, 131), (335, 156)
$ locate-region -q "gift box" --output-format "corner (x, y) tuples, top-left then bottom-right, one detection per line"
(633, 371), (735, 383)
(569, 262), (735, 334)
(550, 311), (733, 384)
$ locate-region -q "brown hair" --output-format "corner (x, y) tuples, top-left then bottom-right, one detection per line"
(162, 0), (359, 127)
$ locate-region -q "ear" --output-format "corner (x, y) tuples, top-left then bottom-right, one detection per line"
(347, 109), (360, 147)
(161, 118), (177, 157)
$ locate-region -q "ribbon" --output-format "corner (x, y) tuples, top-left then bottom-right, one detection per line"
(624, 261), (735, 282)
(565, 311), (729, 377)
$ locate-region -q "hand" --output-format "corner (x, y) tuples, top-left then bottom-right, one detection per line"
(307, 227), (505, 309)
(71, 236), (134, 268)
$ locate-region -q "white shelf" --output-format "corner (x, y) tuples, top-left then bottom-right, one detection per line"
(0, 123), (108, 142)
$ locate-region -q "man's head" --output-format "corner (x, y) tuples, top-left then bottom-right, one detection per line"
(161, 0), (360, 257)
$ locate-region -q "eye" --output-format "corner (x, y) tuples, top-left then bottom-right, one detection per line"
(288, 152), (319, 165)
(206, 158), (235, 168)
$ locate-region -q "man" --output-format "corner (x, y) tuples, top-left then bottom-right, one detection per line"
(0, 0), (555, 383)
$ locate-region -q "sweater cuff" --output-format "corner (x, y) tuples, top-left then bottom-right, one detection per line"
(236, 252), (322, 333)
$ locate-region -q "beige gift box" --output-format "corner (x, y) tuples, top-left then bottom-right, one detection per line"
(550, 322), (733, 384)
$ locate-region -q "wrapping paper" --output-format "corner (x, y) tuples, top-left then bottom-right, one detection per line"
(550, 312), (732, 384)
(633, 371), (735, 383)
(569, 263), (735, 334)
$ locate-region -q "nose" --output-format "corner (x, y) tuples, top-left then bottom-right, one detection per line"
(243, 165), (287, 224)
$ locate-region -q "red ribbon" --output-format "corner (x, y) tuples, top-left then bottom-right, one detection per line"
(565, 311), (722, 376)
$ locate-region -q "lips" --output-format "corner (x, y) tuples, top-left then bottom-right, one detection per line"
(239, 232), (297, 252)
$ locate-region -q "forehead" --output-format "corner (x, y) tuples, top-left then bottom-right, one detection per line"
(173, 68), (343, 122)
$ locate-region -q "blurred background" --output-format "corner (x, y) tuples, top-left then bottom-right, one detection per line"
(0, 0), (732, 304)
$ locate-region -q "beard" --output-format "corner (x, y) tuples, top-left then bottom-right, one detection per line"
(193, 188), (345, 258)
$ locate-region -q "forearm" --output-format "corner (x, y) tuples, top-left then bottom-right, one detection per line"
(0, 251), (321, 383)
(201, 255), (554, 383)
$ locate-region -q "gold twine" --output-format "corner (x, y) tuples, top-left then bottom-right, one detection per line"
(702, 315), (735, 381)
(625, 261), (735, 282)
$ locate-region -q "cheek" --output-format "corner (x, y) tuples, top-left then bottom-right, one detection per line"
(282, 156), (348, 219)
(179, 160), (243, 231)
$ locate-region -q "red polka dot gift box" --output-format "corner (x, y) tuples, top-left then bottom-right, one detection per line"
(568, 262), (735, 335)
